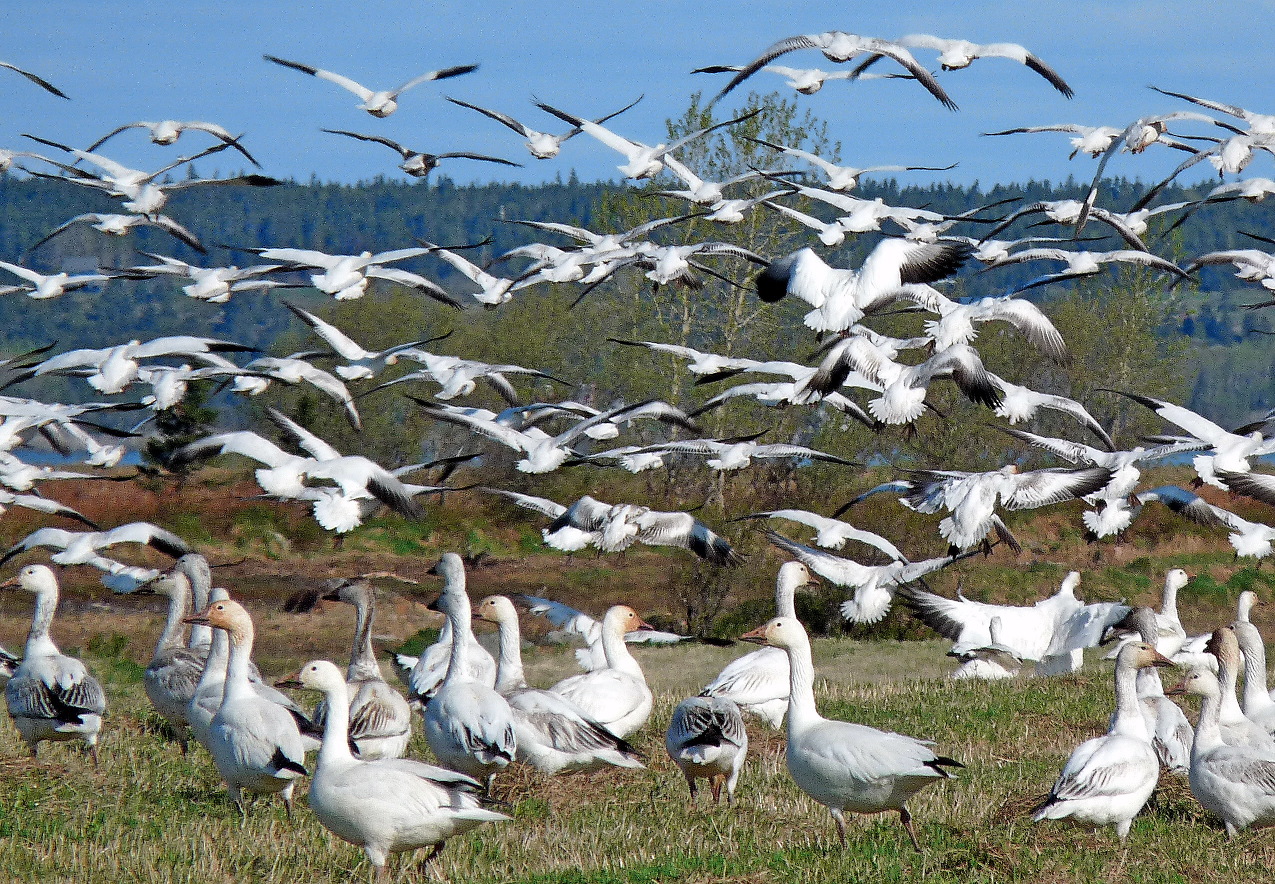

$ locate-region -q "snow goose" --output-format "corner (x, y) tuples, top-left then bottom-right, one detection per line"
(1032, 642), (1171, 838)
(514, 592), (690, 671)
(707, 31), (956, 110)
(948, 616), (1022, 680)
(1168, 668), (1275, 837)
(474, 595), (643, 774)
(748, 136), (954, 191)
(422, 555), (516, 783)
(185, 598), (308, 816)
(1, 60), (68, 98)
(891, 34), (1073, 96)
(1232, 620), (1275, 734)
(700, 561), (817, 727)
(418, 241), (516, 307)
(0, 522), (192, 592)
(1, 564), (106, 761)
(125, 252), (300, 303)
(263, 55), (477, 117)
(766, 530), (964, 625)
(26, 211), (206, 252)
(401, 556), (496, 707)
(282, 301), (442, 381)
(292, 579), (412, 759)
(245, 245), (459, 306)
(320, 128), (520, 178)
(280, 659), (508, 880)
(445, 95), (640, 159)
(383, 355), (571, 404)
(983, 123), (1124, 159)
(731, 509), (906, 560)
(635, 435), (855, 472)
(741, 616), (961, 848)
(135, 569), (206, 752)
(175, 554), (213, 652)
(666, 696), (748, 804)
(0, 260), (121, 301)
(986, 374), (1114, 450)
(85, 119), (258, 165)
(1206, 628), (1275, 751)
(992, 247), (1190, 294)
(547, 495), (742, 566)
(548, 605), (654, 738)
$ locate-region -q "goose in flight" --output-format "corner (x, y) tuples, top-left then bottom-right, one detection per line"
(694, 63), (911, 96)
(85, 120), (259, 166)
(1, 60), (68, 98)
(731, 509), (906, 560)
(0, 260), (123, 300)
(124, 253), (298, 303)
(748, 136), (955, 191)
(263, 55), (477, 117)
(245, 245), (460, 306)
(1183, 246), (1275, 293)
(890, 34), (1074, 97)
(985, 374), (1114, 449)
(282, 301), (442, 380)
(983, 123), (1126, 159)
(515, 592), (693, 670)
(1135, 485), (1275, 561)
(320, 129), (520, 178)
(635, 435), (856, 472)
(0, 522), (192, 592)
(992, 247), (1190, 294)
(376, 353), (570, 404)
(706, 31), (956, 110)
(419, 240), (515, 307)
(28, 212), (205, 253)
(445, 94), (640, 159)
(221, 352), (362, 429)
(533, 101), (758, 180)
(766, 530), (966, 624)
(916, 290), (1069, 361)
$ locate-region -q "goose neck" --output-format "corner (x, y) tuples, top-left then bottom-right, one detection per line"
(444, 601), (473, 682)
(1110, 659), (1147, 739)
(25, 587), (59, 657)
(601, 617), (643, 678)
(775, 576), (799, 619)
(317, 680), (355, 767)
(783, 635), (821, 732)
(222, 624), (256, 701)
(1192, 690), (1225, 755)
(155, 581), (191, 659)
(492, 615), (526, 693)
(347, 595), (382, 683)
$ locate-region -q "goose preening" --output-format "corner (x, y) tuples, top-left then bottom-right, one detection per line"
(706, 31), (957, 111)
(85, 120), (258, 165)
(320, 129), (520, 178)
(948, 616), (1022, 680)
(700, 561), (818, 727)
(741, 615), (961, 848)
(263, 55), (477, 117)
(1168, 668), (1275, 837)
(547, 605), (654, 739)
(445, 94), (640, 160)
(288, 578), (413, 759)
(1032, 642), (1172, 839)
(666, 696), (747, 804)
(1, 564), (107, 761)
(185, 598), (309, 816)
(474, 595), (644, 774)
(279, 659), (508, 882)
(765, 530), (963, 625)
(1, 60), (68, 98)
(422, 554), (517, 783)
(889, 34), (1074, 97)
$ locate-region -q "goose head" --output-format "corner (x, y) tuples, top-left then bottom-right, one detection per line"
(1115, 640), (1174, 671)
(1237, 590), (1259, 623)
(1165, 667), (1221, 700)
(777, 561), (818, 592)
(1205, 626), (1241, 671)
(601, 604), (652, 638)
(740, 615), (808, 649)
(135, 569), (191, 602)
(1102, 606), (1158, 646)
(277, 658), (345, 693)
(474, 594), (518, 627)
(1, 563), (59, 597)
(185, 598), (254, 643)
(428, 552), (466, 588)
(322, 577), (373, 608)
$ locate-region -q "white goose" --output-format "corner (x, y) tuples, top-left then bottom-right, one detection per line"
(666, 696), (748, 804)
(740, 616), (961, 848)
(1207, 627), (1275, 751)
(402, 556), (496, 707)
(2, 564), (107, 761)
(422, 554), (517, 783)
(1169, 668), (1275, 837)
(1032, 642), (1171, 839)
(279, 659), (508, 883)
(185, 598), (308, 816)
(137, 569), (206, 753)
(474, 595), (644, 774)
(548, 605), (654, 738)
(700, 561), (817, 728)
(948, 616), (1022, 680)
(1231, 620), (1275, 734)
(263, 55), (477, 117)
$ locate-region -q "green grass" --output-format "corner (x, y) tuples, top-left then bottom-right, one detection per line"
(0, 638), (1268, 883)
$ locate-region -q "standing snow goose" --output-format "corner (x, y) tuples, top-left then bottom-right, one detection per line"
(1, 564), (106, 761)
(401, 555), (496, 707)
(666, 696), (748, 804)
(1231, 620), (1275, 734)
(422, 554), (516, 783)
(320, 128), (520, 178)
(278, 659), (508, 882)
(288, 579), (412, 759)
(700, 561), (818, 728)
(185, 587), (273, 750)
(1032, 642), (1172, 839)
(184, 598), (308, 816)
(474, 595), (643, 774)
(766, 530), (964, 625)
(741, 616), (961, 848)
(135, 568), (206, 753)
(548, 605), (655, 738)
(1168, 667), (1275, 837)
(263, 55), (476, 117)
(1206, 628), (1275, 751)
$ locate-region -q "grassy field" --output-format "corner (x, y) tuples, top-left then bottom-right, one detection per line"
(0, 625), (1269, 884)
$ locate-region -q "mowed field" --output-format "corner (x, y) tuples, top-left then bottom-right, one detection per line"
(0, 474), (1274, 882)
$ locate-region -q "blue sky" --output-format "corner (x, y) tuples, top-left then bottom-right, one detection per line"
(5, 1), (1274, 190)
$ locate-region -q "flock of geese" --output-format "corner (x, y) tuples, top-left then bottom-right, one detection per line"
(0, 17), (1274, 877)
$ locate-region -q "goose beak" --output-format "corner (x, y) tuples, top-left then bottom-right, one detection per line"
(183, 608), (211, 626)
(1150, 649), (1176, 668)
(275, 670), (304, 690)
(0, 575), (21, 589)
(740, 625), (769, 645)
(633, 618), (655, 632)
(1164, 679), (1187, 697)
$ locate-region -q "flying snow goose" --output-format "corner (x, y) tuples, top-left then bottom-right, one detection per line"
(948, 616), (1022, 680)
(1183, 247), (1275, 293)
(993, 247), (1189, 293)
(1137, 485), (1275, 561)
(245, 244), (459, 306)
(278, 659), (507, 881)
(548, 605), (654, 738)
(707, 31), (956, 111)
(748, 136), (954, 191)
(282, 301), (443, 380)
(765, 530), (965, 625)
(741, 615), (961, 848)
(1167, 667), (1275, 837)
(474, 595), (644, 774)
(418, 241), (516, 307)
(514, 592), (690, 670)
(666, 696), (748, 804)
(263, 55), (477, 117)
(700, 561), (817, 727)
(134, 569), (206, 752)
(2, 564), (106, 761)
(288, 579), (412, 759)
(694, 63), (906, 96)
(26, 211), (205, 252)
(755, 239), (974, 333)
(1032, 642), (1170, 839)
(982, 123), (1125, 159)
(381, 353), (571, 404)
(985, 374), (1114, 450)
(125, 252), (297, 303)
(185, 598), (308, 815)
(320, 129), (520, 178)
(731, 509), (906, 560)
(534, 101), (757, 180)
(891, 34), (1073, 97)
(555, 496), (742, 565)
(0, 260), (123, 300)
(422, 555), (517, 783)
(0, 522), (192, 589)
(1, 60), (68, 98)
(85, 119), (259, 165)
(445, 94), (640, 159)
(634, 434), (855, 472)
(222, 353), (363, 429)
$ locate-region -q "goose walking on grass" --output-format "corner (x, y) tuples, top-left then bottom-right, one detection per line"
(700, 561), (818, 728)
(666, 696), (748, 804)
(740, 616), (961, 848)
(185, 598), (308, 817)
(2, 564), (106, 762)
(279, 659), (508, 883)
(422, 554), (516, 784)
(474, 595), (644, 774)
(1033, 642), (1173, 839)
